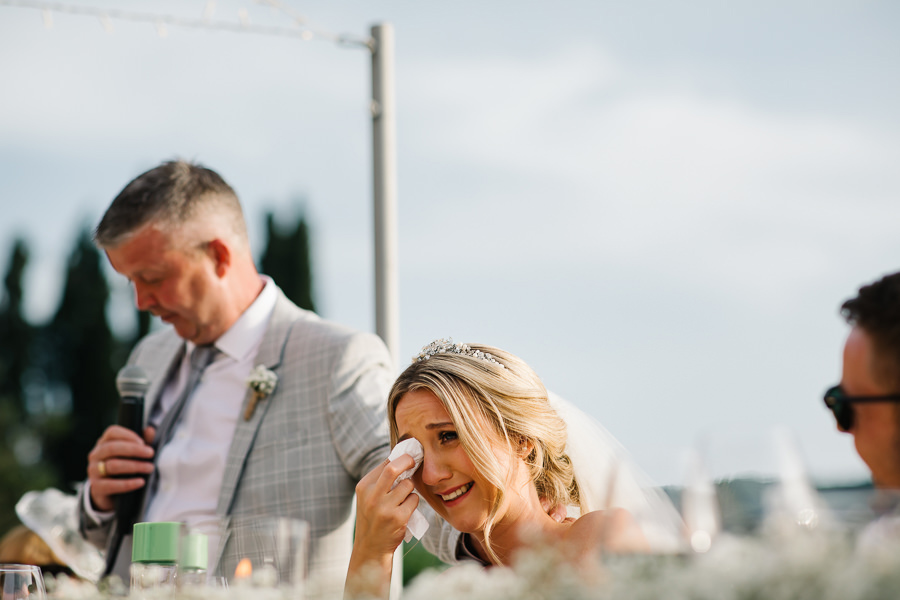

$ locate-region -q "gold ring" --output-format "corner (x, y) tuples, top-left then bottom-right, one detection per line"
(98, 460), (107, 478)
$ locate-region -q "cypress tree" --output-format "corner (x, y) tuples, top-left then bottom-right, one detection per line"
(0, 239), (31, 410)
(260, 210), (316, 312)
(44, 228), (119, 488)
(0, 238), (56, 535)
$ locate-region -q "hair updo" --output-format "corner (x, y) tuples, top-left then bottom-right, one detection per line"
(387, 342), (582, 564)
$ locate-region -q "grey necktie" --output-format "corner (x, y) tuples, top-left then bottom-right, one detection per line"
(153, 344), (218, 450)
(112, 344), (218, 573)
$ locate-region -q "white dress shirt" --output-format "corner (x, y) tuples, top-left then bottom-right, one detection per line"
(86, 276), (277, 569)
(144, 275), (276, 519)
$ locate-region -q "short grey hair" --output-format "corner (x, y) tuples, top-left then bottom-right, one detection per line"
(94, 160), (249, 249)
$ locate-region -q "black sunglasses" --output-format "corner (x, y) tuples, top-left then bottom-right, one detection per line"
(823, 384), (900, 431)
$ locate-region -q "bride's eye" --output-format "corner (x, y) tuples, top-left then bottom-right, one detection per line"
(438, 431), (458, 444)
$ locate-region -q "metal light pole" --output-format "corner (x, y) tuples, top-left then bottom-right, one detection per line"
(370, 26), (405, 599)
(370, 23), (399, 369)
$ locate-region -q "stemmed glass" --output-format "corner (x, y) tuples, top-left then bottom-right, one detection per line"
(0, 564), (45, 600)
(680, 425), (831, 551)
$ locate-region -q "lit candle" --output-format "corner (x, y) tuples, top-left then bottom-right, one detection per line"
(234, 558), (252, 581)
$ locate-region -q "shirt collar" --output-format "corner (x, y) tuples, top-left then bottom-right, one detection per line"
(187, 275), (277, 361)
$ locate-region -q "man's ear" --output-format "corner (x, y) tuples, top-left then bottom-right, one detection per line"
(207, 239), (231, 277)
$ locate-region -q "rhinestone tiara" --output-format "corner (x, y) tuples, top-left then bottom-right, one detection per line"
(413, 338), (505, 369)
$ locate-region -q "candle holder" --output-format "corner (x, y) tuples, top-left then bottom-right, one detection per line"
(212, 517), (309, 598)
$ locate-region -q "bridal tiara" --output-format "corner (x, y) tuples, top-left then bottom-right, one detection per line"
(413, 338), (506, 369)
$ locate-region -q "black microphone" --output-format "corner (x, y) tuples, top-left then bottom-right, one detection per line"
(103, 365), (150, 577)
(114, 365), (150, 524)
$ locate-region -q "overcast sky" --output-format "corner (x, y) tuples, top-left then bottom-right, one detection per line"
(2, 0), (899, 486)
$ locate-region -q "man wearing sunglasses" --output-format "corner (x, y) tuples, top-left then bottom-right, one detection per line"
(825, 271), (900, 490)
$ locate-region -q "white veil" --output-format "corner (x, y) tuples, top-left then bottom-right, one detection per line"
(549, 392), (685, 553)
(424, 391), (686, 562)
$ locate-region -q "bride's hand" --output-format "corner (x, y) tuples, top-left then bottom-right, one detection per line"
(346, 455), (419, 599)
(353, 454), (420, 560)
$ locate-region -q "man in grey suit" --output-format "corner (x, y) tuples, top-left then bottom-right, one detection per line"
(78, 160), (392, 598)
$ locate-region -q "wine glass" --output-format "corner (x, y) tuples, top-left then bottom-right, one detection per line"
(682, 425), (831, 548)
(680, 446), (721, 553)
(0, 564), (45, 600)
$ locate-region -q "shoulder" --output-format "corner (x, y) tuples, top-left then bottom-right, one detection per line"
(267, 293), (392, 377)
(284, 315), (390, 366)
(263, 284), (382, 352)
(271, 285), (384, 352)
(565, 508), (649, 554)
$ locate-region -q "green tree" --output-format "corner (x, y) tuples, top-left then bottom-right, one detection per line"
(0, 239), (32, 410)
(0, 238), (56, 536)
(43, 228), (119, 489)
(259, 210), (316, 312)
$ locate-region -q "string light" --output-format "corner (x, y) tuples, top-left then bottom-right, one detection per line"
(254, 0), (306, 27)
(0, 0), (372, 49)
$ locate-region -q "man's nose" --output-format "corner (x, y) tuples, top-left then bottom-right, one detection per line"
(133, 283), (155, 311)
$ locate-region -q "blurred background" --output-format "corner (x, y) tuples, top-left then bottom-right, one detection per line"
(1, 1), (899, 544)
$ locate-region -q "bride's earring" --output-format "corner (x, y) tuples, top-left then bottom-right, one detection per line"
(518, 438), (534, 458)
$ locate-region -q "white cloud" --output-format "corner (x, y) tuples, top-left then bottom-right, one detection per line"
(396, 44), (900, 311)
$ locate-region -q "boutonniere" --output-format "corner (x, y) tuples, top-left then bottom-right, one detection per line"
(245, 365), (278, 421)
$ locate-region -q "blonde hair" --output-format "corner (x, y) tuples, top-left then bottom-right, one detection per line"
(388, 343), (581, 564)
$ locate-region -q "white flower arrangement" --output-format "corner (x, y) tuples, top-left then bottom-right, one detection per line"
(401, 530), (900, 600)
(244, 365), (278, 421)
(41, 528), (900, 600)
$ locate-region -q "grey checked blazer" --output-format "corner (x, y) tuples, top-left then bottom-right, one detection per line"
(80, 286), (393, 598)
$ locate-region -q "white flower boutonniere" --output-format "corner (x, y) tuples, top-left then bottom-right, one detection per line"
(245, 365), (278, 421)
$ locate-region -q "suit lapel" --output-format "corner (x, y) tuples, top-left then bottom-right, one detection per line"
(141, 338), (186, 423)
(216, 289), (305, 516)
(136, 334), (185, 520)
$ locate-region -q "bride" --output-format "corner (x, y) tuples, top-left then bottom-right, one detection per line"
(346, 339), (682, 598)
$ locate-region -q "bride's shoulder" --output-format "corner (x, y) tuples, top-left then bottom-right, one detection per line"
(564, 508), (650, 554)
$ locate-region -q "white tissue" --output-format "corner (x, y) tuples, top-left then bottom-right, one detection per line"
(387, 438), (430, 542)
